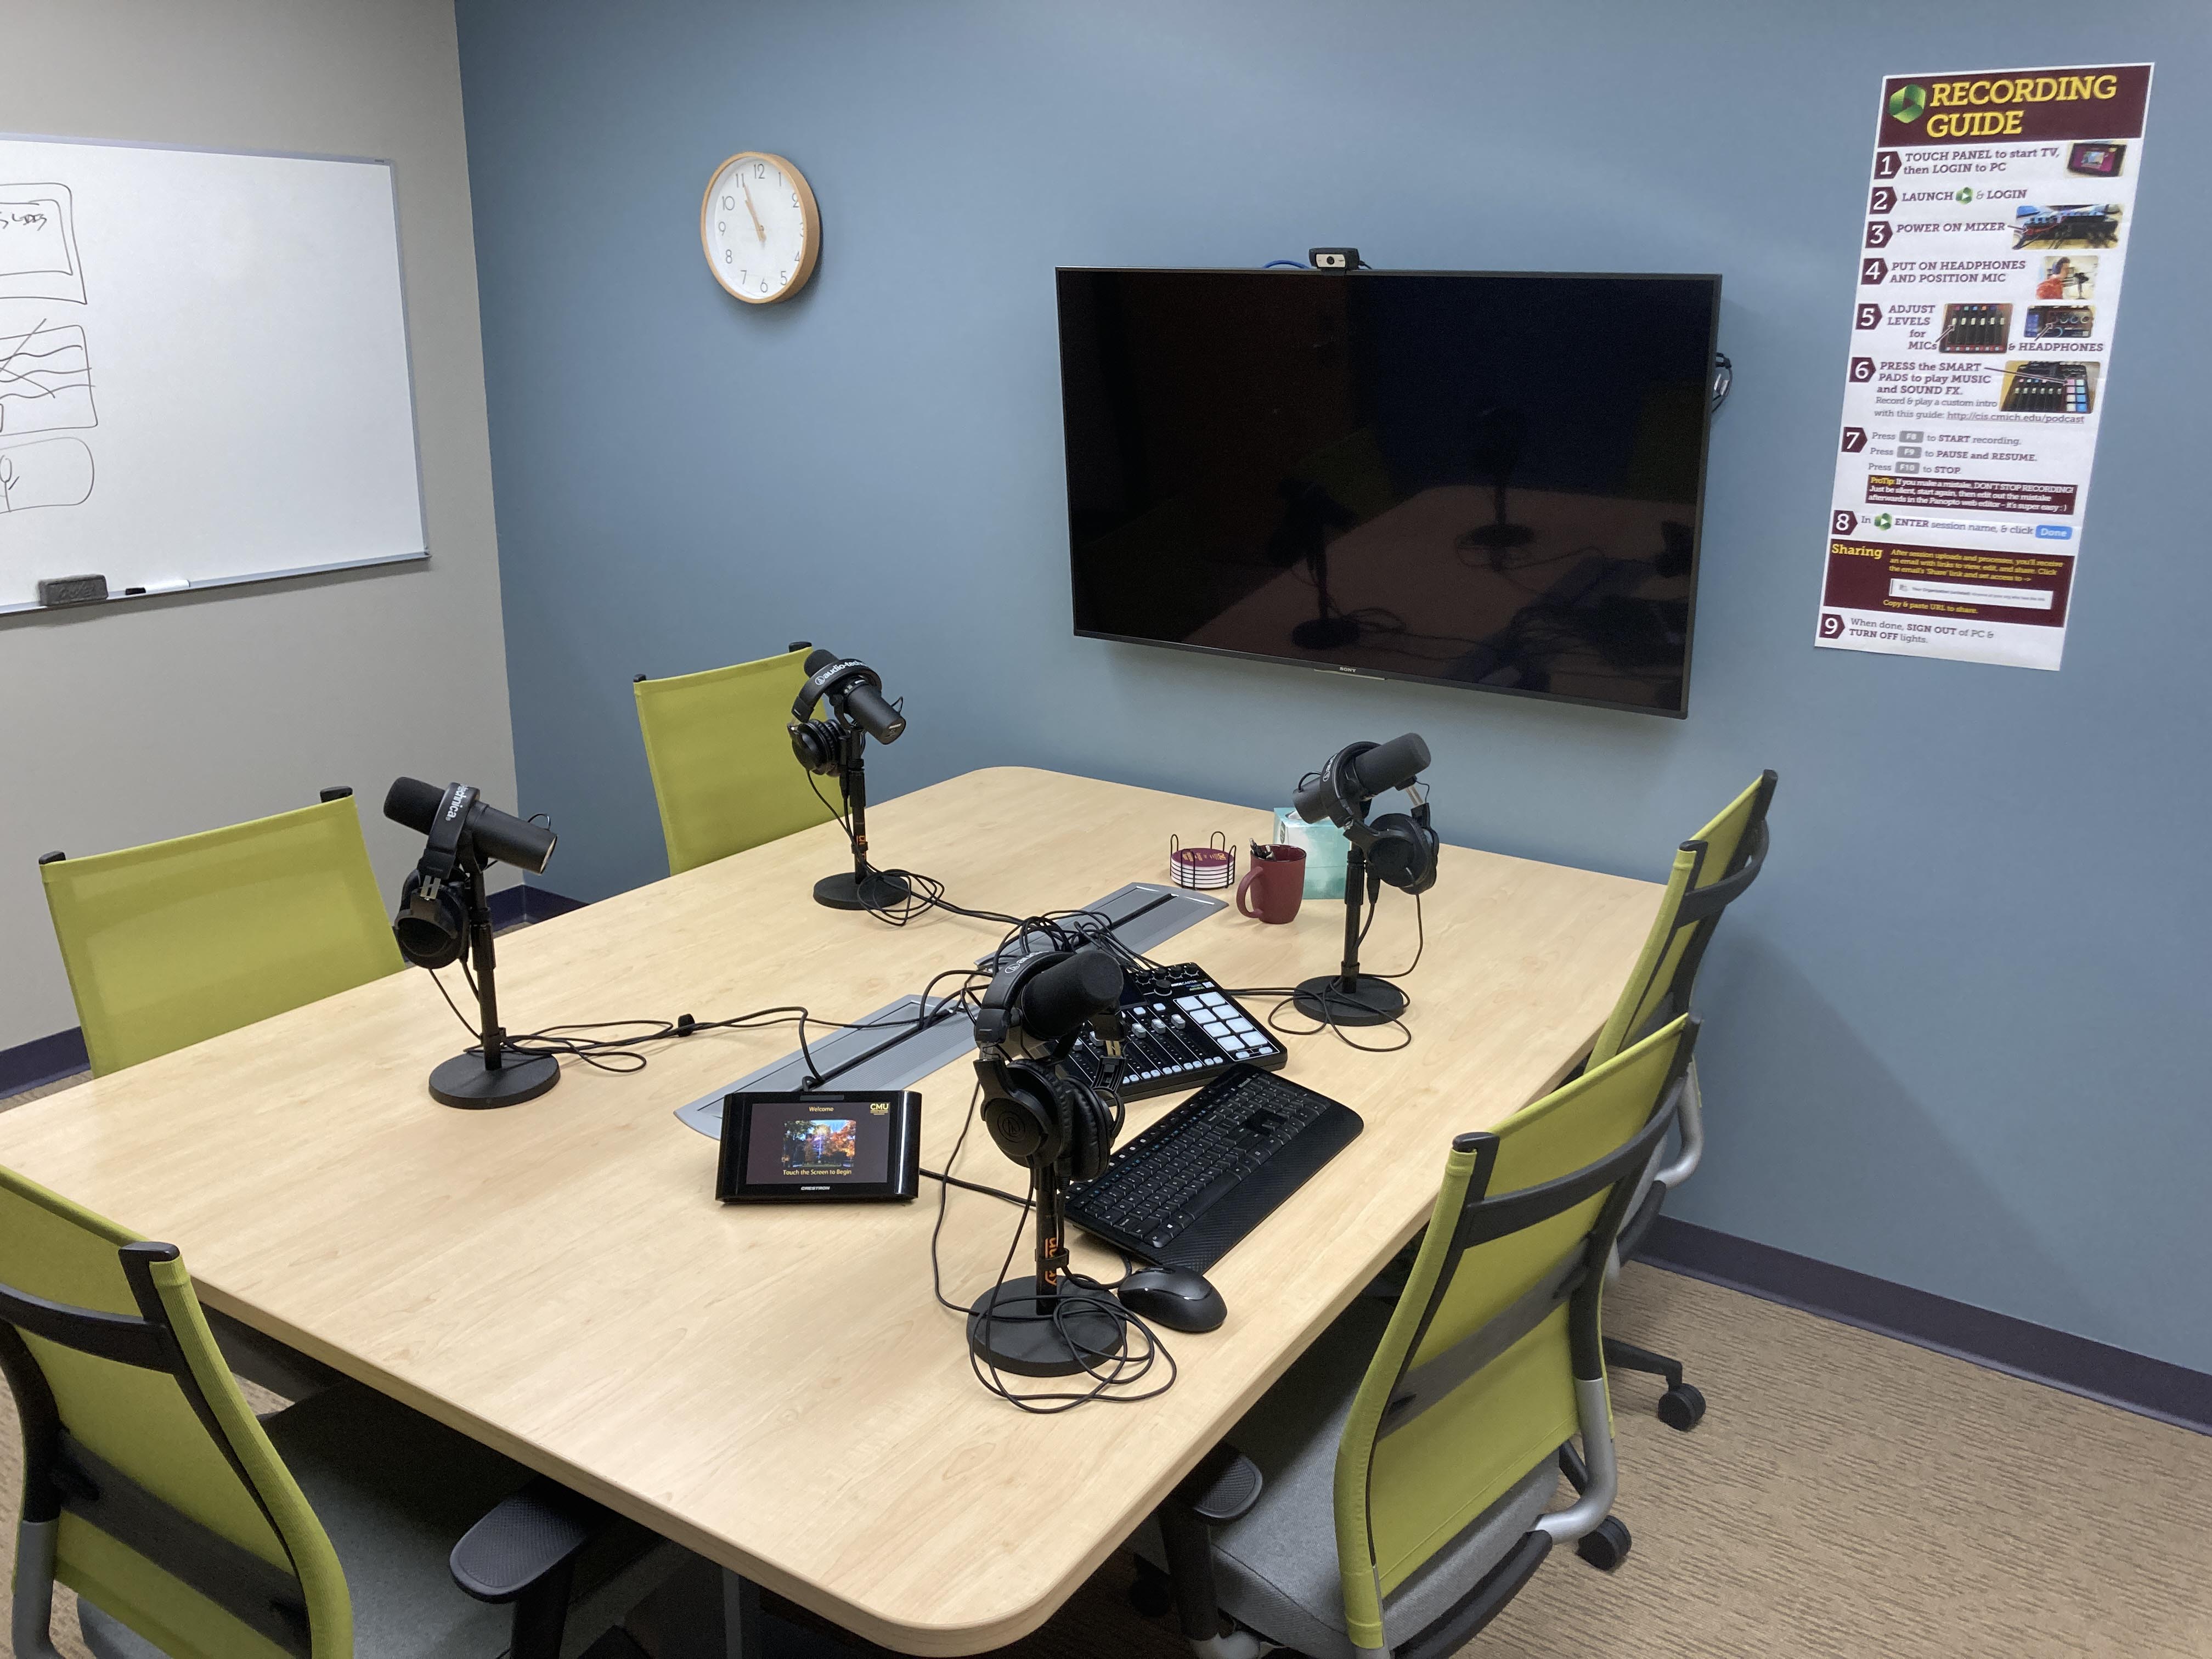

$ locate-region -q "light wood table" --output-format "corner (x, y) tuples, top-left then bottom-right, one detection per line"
(0, 768), (1658, 1655)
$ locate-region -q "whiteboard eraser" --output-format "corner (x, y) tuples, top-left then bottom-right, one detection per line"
(36, 574), (108, 606)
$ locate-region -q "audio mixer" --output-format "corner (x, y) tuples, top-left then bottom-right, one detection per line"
(1063, 962), (1287, 1101)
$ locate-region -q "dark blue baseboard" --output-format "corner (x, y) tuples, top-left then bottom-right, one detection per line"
(1641, 1215), (2212, 1437)
(489, 881), (588, 928)
(2, 885), (591, 1099)
(0, 1027), (90, 1097)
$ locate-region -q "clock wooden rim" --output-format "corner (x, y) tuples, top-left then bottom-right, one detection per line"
(701, 150), (821, 305)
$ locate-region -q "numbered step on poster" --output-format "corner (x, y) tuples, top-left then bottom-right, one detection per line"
(1815, 64), (2153, 670)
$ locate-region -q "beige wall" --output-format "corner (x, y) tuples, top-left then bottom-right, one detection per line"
(0, 0), (516, 1052)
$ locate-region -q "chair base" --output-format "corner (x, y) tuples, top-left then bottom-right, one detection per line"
(430, 1049), (561, 1110)
(812, 870), (911, 911)
(1603, 1336), (1706, 1431)
(967, 1280), (1126, 1377)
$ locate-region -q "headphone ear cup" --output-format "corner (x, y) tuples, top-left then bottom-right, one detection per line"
(788, 719), (841, 775)
(1364, 813), (1418, 889)
(1046, 1071), (1077, 1171)
(981, 1060), (1060, 1166)
(1365, 811), (1440, 894)
(393, 870), (468, 969)
(1065, 1081), (1114, 1182)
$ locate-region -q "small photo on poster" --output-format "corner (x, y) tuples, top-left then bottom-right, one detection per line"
(1938, 303), (2012, 354)
(2067, 140), (2128, 177)
(1999, 359), (2100, 415)
(2036, 256), (2097, 301)
(2013, 203), (2123, 250)
(2023, 304), (2094, 340)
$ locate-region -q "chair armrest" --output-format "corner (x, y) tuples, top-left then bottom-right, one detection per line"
(451, 1476), (617, 1659)
(450, 1476), (610, 1602)
(1156, 1444), (1266, 1647)
(1172, 1443), (1264, 1526)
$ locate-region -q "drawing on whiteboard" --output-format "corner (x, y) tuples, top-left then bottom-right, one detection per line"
(0, 437), (95, 515)
(0, 322), (97, 435)
(0, 185), (87, 304)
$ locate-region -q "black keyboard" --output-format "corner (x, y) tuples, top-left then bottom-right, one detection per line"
(1065, 1065), (1362, 1272)
(1063, 962), (1286, 1102)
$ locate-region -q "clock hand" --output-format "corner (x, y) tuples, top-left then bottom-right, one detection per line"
(739, 178), (767, 244)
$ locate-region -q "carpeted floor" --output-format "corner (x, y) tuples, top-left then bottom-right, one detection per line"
(4, 1192), (2207, 1659)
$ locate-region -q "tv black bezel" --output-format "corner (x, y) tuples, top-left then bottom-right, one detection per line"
(1054, 266), (1724, 720)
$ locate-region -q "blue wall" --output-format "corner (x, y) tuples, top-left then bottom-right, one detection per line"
(456, 1), (2212, 1371)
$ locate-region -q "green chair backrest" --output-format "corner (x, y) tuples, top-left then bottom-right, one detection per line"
(0, 1165), (351, 1659)
(1330, 1016), (1695, 1650)
(634, 648), (834, 876)
(40, 795), (404, 1077)
(1588, 770), (1776, 1067)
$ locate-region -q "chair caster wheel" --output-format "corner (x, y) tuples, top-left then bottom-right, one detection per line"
(1576, 1516), (1632, 1572)
(1656, 1382), (1706, 1431)
(1127, 1563), (1174, 1618)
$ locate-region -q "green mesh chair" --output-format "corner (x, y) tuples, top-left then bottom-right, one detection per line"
(37, 789), (410, 1403)
(1589, 770), (1776, 1432)
(634, 647), (835, 876)
(1, 1163), (693, 1659)
(1135, 1016), (1697, 1659)
(39, 790), (403, 1079)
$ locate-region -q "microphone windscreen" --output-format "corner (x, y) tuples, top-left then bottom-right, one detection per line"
(1346, 732), (1430, 800)
(384, 776), (443, 835)
(803, 647), (838, 676)
(1019, 947), (1126, 1041)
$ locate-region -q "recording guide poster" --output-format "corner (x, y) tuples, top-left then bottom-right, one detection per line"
(1815, 64), (2153, 670)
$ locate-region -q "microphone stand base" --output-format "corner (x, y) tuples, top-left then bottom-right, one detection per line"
(967, 1280), (1126, 1378)
(1292, 974), (1409, 1028)
(1461, 522), (1535, 550)
(429, 1049), (560, 1110)
(1290, 614), (1362, 650)
(813, 869), (913, 911)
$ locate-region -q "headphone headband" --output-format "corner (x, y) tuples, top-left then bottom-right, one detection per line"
(420, 783), (477, 886)
(791, 658), (883, 725)
(1325, 741), (1378, 816)
(974, 949), (1069, 1052)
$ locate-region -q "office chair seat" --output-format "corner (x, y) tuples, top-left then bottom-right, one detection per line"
(76, 1381), (672, 1659)
(1134, 1298), (1559, 1659)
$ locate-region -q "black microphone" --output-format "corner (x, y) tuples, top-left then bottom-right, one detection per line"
(1346, 732), (1430, 800)
(384, 777), (557, 874)
(1018, 947), (1126, 1041)
(802, 648), (906, 745)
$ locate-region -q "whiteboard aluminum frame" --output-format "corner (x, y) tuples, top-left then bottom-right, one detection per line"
(0, 131), (431, 618)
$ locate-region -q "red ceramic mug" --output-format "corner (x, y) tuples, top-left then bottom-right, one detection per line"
(1236, 843), (1306, 924)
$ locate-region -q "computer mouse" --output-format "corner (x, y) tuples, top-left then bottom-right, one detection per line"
(1116, 1266), (1227, 1333)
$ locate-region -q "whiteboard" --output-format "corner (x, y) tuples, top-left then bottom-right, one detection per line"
(0, 135), (425, 612)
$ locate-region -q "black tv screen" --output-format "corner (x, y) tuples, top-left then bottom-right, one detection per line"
(1056, 269), (1722, 716)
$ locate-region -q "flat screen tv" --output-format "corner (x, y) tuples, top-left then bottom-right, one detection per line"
(1056, 268), (1722, 716)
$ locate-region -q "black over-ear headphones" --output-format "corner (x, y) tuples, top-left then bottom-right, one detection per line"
(1357, 795), (1438, 894)
(1312, 742), (1441, 896)
(973, 950), (1119, 1182)
(393, 783), (476, 969)
(787, 657), (885, 775)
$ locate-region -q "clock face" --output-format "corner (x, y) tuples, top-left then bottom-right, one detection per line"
(702, 153), (819, 304)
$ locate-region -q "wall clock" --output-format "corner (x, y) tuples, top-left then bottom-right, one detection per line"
(701, 152), (820, 304)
